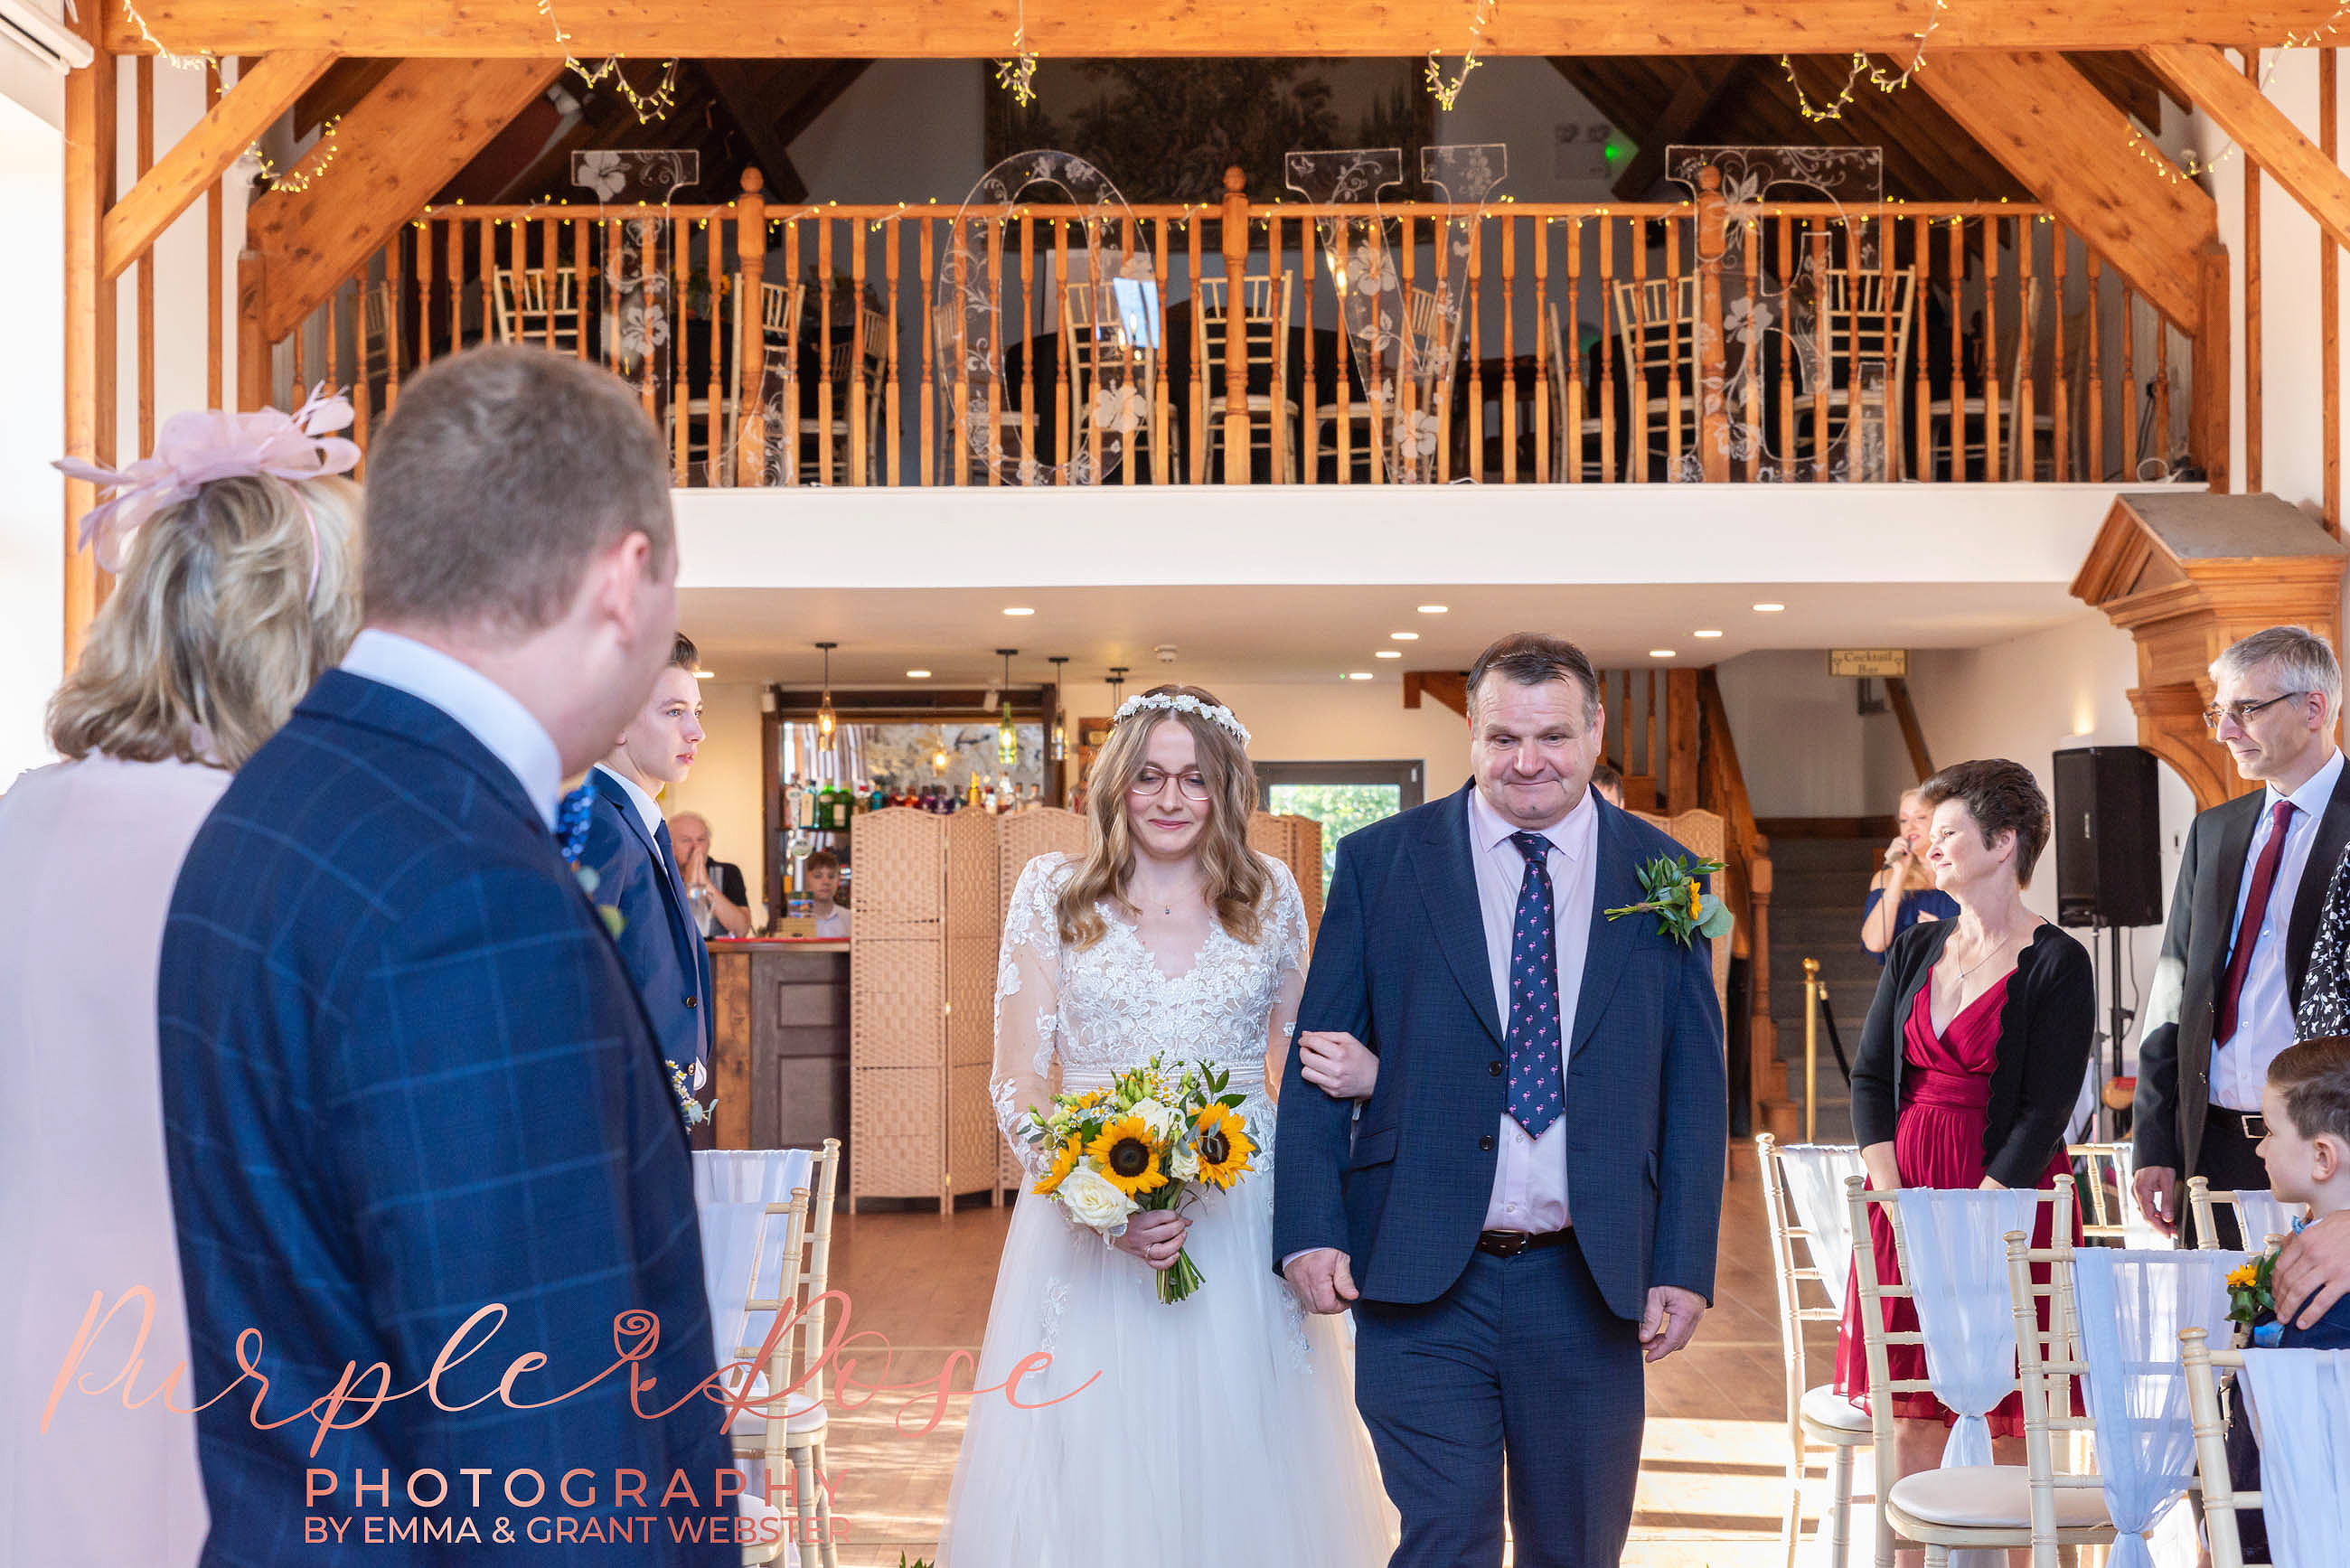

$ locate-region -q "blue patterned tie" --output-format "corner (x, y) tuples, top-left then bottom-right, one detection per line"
(1506, 831), (1565, 1139)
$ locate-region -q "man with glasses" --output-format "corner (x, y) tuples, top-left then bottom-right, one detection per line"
(2135, 624), (2349, 1246)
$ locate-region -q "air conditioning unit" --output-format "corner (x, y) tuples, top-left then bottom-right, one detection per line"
(0, 0), (94, 73)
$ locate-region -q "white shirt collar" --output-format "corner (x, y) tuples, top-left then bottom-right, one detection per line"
(2269, 748), (2345, 819)
(594, 761), (668, 842)
(339, 628), (563, 830)
(1468, 779), (1597, 860)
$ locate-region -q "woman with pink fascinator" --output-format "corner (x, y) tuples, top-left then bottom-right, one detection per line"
(0, 392), (362, 1568)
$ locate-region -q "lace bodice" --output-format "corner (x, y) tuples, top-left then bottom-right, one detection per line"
(2298, 844), (2350, 1039)
(990, 850), (1309, 1176)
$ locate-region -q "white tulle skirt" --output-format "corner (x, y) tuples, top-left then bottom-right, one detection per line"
(936, 1147), (1398, 1566)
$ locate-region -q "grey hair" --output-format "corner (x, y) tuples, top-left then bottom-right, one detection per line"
(1466, 632), (1601, 724)
(2211, 625), (2342, 711)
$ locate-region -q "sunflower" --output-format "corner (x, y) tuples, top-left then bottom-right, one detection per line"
(1688, 882), (1703, 920)
(2227, 1260), (2261, 1292)
(1033, 1136), (1082, 1197)
(1088, 1115), (1168, 1197)
(1191, 1103), (1257, 1190)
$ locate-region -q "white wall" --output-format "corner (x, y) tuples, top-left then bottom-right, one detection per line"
(0, 89), (63, 784)
(661, 680), (769, 925)
(1712, 650), (1916, 818)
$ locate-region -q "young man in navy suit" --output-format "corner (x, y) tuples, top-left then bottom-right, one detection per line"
(1274, 632), (1726, 1568)
(159, 346), (736, 1564)
(583, 633), (716, 1143)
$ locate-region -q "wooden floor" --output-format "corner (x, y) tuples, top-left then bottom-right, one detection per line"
(812, 1165), (1853, 1567)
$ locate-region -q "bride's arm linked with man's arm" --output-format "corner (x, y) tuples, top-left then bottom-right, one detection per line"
(1275, 842), (1375, 1315)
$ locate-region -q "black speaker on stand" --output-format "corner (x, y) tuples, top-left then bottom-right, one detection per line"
(2054, 746), (2166, 1140)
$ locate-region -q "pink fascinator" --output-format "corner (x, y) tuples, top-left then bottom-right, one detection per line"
(54, 385), (361, 574)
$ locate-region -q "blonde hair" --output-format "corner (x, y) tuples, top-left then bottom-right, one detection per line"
(1894, 786), (1937, 892)
(47, 473), (363, 770)
(1057, 683), (1268, 950)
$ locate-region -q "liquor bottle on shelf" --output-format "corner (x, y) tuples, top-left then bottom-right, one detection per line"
(836, 784), (855, 831)
(818, 781), (840, 831)
(785, 775), (804, 831)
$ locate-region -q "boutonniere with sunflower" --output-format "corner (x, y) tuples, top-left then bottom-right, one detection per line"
(1605, 853), (1733, 948)
(1020, 1056), (1257, 1304)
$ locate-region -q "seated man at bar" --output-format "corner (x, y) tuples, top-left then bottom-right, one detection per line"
(804, 847), (851, 939)
(671, 809), (753, 940)
(1592, 761), (1625, 808)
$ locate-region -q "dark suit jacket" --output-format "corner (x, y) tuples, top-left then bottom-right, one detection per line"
(1852, 921), (2096, 1188)
(1272, 784), (1728, 1319)
(2135, 771), (2350, 1178)
(158, 671), (731, 1566)
(582, 767), (712, 1074)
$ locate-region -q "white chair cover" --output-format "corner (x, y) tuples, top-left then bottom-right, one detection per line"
(1778, 1143), (1865, 1316)
(2071, 1247), (2248, 1568)
(1897, 1188), (2041, 1470)
(694, 1147), (815, 1205)
(693, 1149), (815, 1375)
(2102, 1144), (2170, 1249)
(2235, 1348), (2350, 1568)
(2232, 1189), (2308, 1250)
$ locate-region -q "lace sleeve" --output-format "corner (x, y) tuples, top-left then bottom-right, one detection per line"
(2298, 846), (2350, 1038)
(1263, 857), (1311, 1094)
(992, 853), (1069, 1177)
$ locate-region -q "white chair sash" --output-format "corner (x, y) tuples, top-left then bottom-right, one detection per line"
(1897, 1188), (2041, 1470)
(693, 1149), (815, 1373)
(2235, 1348), (2350, 1568)
(2104, 1144), (2169, 1249)
(694, 1147), (814, 1206)
(1778, 1143), (1865, 1316)
(2072, 1248), (2248, 1568)
(2232, 1189), (2309, 1251)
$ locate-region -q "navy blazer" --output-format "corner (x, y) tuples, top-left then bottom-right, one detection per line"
(582, 767), (712, 1075)
(1273, 784), (1728, 1319)
(159, 672), (732, 1565)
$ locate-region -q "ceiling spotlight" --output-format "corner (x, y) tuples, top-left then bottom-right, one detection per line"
(1345, 671), (1376, 681)
(1649, 649), (1678, 659)
(693, 669), (716, 680)
(1375, 650), (1402, 659)
(1694, 629), (1724, 639)
(1390, 631), (1420, 641)
(1416, 604), (1449, 614)
(1753, 602), (1786, 613)
(907, 669), (932, 679)
(1003, 606), (1036, 616)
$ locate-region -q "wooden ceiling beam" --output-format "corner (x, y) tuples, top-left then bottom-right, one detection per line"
(700, 60), (810, 204)
(101, 50), (335, 279)
(1913, 50), (2216, 330)
(1613, 57), (1751, 199)
(294, 56), (397, 137)
(2144, 42), (2350, 254)
(2064, 51), (2166, 124)
(248, 56), (562, 340)
(105, 0), (2347, 59)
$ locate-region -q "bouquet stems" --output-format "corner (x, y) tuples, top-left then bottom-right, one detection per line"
(1157, 1244), (1205, 1305)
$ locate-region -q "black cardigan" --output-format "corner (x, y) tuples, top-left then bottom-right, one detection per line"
(1849, 918), (2095, 1191)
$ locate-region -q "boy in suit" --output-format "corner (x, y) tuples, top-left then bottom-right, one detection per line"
(584, 634), (716, 1142)
(159, 346), (735, 1563)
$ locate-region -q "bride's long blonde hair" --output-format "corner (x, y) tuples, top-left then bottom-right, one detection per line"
(1056, 684), (1268, 950)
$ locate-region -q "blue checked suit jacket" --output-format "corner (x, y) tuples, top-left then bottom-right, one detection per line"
(581, 767), (710, 1075)
(159, 671), (733, 1565)
(1272, 783), (1728, 1319)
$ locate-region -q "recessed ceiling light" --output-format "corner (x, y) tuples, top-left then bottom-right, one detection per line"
(1003, 606), (1036, 616)
(1417, 604), (1449, 615)
(1390, 631), (1420, 641)
(1649, 649), (1678, 659)
(693, 669), (715, 680)
(1694, 629), (1724, 639)
(1375, 650), (1403, 659)
(906, 669), (932, 679)
(1753, 602), (1785, 613)
(1345, 671), (1376, 681)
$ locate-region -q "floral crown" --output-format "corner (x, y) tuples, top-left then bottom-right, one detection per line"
(54, 384), (360, 581)
(1113, 690), (1251, 747)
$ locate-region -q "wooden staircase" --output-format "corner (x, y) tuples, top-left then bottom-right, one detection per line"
(1760, 832), (1883, 1144)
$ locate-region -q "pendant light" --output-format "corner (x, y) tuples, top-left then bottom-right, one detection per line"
(930, 730), (952, 775)
(996, 649), (1020, 767)
(1047, 655), (1068, 762)
(814, 642), (839, 747)
(1108, 665), (1129, 708)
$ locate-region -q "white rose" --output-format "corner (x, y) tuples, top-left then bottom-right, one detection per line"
(1170, 1141), (1200, 1181)
(1129, 1098), (1175, 1139)
(1057, 1165), (1139, 1233)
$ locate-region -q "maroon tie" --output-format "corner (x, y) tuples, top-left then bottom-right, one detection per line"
(2216, 798), (2298, 1046)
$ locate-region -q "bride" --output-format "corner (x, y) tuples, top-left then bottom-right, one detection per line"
(937, 685), (1398, 1565)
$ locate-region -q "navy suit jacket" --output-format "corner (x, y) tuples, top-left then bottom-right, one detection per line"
(582, 767), (711, 1074)
(158, 672), (732, 1566)
(1272, 784), (1728, 1319)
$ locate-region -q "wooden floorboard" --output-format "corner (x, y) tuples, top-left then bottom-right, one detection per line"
(814, 1167), (1861, 1566)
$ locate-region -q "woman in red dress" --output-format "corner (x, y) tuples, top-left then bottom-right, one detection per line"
(1835, 759), (2095, 1562)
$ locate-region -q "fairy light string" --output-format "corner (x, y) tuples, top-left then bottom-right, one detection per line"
(538, 0), (678, 123)
(1425, 0), (1496, 111)
(1778, 0), (1948, 123)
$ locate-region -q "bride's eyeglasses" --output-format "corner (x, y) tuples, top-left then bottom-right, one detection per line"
(1130, 766), (1212, 802)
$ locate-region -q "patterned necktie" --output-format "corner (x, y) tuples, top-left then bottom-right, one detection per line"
(2217, 797), (2298, 1045)
(1506, 830), (1566, 1140)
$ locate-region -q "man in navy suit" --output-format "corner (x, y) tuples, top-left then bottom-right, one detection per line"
(583, 632), (716, 1142)
(1274, 632), (1727, 1568)
(159, 346), (735, 1564)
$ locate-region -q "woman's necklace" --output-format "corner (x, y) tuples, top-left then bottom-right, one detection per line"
(1955, 928), (2016, 984)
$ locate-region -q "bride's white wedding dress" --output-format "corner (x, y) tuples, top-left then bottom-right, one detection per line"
(936, 851), (1397, 1566)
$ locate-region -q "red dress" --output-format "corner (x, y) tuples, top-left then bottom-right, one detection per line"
(1833, 972), (2081, 1434)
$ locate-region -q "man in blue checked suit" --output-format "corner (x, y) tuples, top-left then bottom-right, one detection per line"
(583, 631), (716, 1142)
(159, 347), (735, 1565)
(1274, 632), (1727, 1568)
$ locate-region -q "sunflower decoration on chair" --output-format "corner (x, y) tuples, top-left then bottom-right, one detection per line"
(1016, 1056), (1259, 1303)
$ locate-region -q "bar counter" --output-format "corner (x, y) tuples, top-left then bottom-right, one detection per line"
(708, 938), (850, 1170)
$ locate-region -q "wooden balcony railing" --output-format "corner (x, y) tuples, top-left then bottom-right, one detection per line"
(260, 165), (2206, 489)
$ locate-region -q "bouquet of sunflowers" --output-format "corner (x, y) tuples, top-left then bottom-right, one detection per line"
(1020, 1056), (1256, 1304)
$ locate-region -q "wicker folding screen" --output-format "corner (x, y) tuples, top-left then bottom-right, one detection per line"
(847, 808), (948, 1208)
(1246, 812), (1326, 943)
(996, 809), (1091, 1190)
(1634, 807), (1731, 1016)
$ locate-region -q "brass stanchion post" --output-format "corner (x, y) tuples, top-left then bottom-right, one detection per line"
(1802, 957), (1821, 1143)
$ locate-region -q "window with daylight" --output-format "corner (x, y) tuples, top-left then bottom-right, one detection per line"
(1258, 761), (1427, 886)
